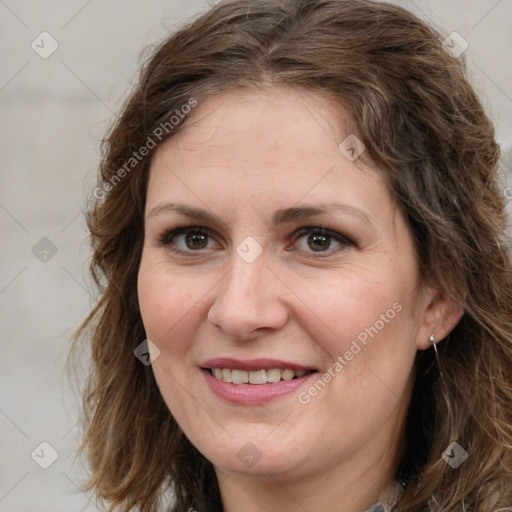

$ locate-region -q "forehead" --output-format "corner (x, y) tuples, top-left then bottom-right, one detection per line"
(146, 86), (397, 230)
(170, 86), (349, 157)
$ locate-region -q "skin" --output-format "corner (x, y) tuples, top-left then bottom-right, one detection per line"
(137, 86), (462, 512)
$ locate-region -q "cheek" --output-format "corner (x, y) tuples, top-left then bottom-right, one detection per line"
(137, 260), (207, 421)
(137, 260), (199, 349)
(290, 270), (407, 346)
(290, 270), (418, 400)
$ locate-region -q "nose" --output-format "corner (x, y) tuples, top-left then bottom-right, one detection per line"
(207, 252), (289, 341)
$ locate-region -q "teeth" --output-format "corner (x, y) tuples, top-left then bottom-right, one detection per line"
(282, 369), (295, 381)
(232, 369), (249, 384)
(211, 368), (309, 384)
(249, 369), (267, 385)
(266, 368), (282, 383)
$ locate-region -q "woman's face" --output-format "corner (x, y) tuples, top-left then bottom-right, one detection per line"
(138, 86), (436, 482)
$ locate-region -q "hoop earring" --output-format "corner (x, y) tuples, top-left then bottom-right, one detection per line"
(429, 333), (443, 378)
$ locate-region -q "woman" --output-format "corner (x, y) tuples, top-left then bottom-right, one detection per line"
(72, 0), (512, 510)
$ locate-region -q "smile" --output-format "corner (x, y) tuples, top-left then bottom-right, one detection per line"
(200, 358), (318, 404)
(209, 368), (312, 384)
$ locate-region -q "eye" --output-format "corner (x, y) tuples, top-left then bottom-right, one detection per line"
(160, 226), (220, 254)
(290, 227), (353, 255)
(159, 225), (353, 257)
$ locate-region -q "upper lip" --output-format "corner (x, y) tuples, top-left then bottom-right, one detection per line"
(200, 358), (317, 372)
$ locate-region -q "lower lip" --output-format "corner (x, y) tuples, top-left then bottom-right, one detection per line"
(202, 368), (317, 405)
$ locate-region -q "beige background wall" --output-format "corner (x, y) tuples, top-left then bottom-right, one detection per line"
(1, 1), (511, 510)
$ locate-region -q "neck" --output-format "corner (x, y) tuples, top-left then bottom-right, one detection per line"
(215, 432), (402, 512)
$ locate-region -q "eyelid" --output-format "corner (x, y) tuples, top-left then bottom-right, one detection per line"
(292, 226), (353, 246)
(159, 225), (210, 245)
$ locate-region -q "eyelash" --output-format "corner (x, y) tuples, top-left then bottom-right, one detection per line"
(158, 225), (354, 258)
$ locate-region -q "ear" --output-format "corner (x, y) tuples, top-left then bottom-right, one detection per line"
(416, 286), (464, 351)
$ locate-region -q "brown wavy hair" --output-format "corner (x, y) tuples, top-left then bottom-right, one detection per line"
(70, 0), (512, 510)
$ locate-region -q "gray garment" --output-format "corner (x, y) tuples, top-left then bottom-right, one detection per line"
(363, 480), (405, 511)
(364, 504), (386, 512)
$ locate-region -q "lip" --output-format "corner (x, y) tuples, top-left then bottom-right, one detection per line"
(200, 357), (315, 372)
(200, 359), (318, 405)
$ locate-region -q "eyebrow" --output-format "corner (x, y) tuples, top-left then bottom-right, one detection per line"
(146, 202), (373, 227)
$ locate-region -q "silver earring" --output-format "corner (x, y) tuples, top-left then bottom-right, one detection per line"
(429, 333), (443, 377)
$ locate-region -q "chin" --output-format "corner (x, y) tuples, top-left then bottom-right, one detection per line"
(189, 427), (319, 479)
